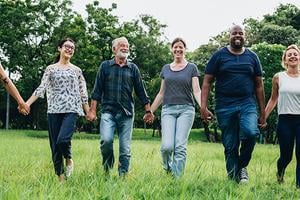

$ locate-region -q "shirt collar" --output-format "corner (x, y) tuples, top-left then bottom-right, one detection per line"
(109, 58), (131, 68)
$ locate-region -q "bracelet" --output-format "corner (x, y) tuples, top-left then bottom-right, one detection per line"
(145, 110), (152, 114)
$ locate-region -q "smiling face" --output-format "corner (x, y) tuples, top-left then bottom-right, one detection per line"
(113, 38), (130, 59)
(172, 41), (186, 60)
(58, 40), (75, 60)
(229, 25), (245, 50)
(283, 46), (300, 69)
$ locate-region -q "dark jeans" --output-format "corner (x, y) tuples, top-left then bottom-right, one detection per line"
(48, 113), (78, 176)
(216, 103), (259, 181)
(277, 114), (300, 187)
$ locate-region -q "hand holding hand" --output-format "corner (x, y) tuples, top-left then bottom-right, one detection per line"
(143, 111), (155, 124)
(86, 110), (97, 121)
(18, 102), (30, 115)
(200, 107), (214, 122)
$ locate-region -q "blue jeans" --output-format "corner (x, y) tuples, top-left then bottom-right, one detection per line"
(99, 112), (133, 175)
(161, 104), (195, 177)
(48, 113), (78, 176)
(216, 103), (259, 180)
(277, 114), (300, 187)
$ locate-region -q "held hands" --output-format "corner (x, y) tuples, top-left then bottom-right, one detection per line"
(143, 111), (155, 124)
(258, 114), (267, 129)
(18, 102), (30, 115)
(200, 107), (214, 123)
(86, 110), (97, 121)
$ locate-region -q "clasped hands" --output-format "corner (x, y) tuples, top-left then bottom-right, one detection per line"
(18, 102), (30, 115)
(143, 112), (155, 124)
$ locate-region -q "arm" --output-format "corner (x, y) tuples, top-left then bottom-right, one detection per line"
(265, 74), (279, 119)
(200, 74), (214, 122)
(0, 63), (29, 114)
(150, 80), (165, 113)
(78, 68), (90, 115)
(254, 76), (266, 128)
(143, 79), (165, 124)
(192, 76), (201, 108)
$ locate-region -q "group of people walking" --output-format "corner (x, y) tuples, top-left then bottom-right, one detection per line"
(1, 24), (300, 188)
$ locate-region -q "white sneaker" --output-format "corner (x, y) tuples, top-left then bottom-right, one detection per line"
(65, 161), (74, 178)
(239, 167), (249, 184)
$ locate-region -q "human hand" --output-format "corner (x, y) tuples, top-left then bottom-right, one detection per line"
(86, 110), (97, 121)
(143, 112), (155, 124)
(258, 115), (267, 129)
(200, 107), (214, 122)
(18, 102), (30, 115)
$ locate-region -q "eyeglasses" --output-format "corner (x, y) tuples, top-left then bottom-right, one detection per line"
(63, 44), (75, 50)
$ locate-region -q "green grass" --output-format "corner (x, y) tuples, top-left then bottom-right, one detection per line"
(0, 129), (299, 199)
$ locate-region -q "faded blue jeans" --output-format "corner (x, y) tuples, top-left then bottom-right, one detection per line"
(161, 104), (195, 178)
(216, 103), (259, 181)
(99, 112), (134, 175)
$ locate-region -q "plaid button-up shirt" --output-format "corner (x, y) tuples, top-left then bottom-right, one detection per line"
(91, 59), (150, 116)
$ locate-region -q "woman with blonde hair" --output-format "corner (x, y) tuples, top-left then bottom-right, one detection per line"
(265, 44), (300, 188)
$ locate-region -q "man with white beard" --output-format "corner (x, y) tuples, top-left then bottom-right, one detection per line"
(87, 37), (151, 177)
(200, 25), (266, 183)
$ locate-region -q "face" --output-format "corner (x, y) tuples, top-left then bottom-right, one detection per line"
(172, 41), (186, 59)
(229, 26), (245, 49)
(59, 41), (75, 59)
(114, 40), (129, 59)
(285, 48), (300, 68)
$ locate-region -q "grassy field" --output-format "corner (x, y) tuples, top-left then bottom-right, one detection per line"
(0, 129), (299, 200)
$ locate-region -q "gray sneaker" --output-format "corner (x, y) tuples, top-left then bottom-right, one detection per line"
(239, 167), (249, 183)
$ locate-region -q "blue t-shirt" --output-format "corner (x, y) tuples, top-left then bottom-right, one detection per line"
(205, 47), (262, 109)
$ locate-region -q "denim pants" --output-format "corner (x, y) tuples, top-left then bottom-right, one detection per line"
(161, 104), (195, 178)
(277, 114), (300, 187)
(48, 113), (78, 176)
(216, 103), (259, 180)
(99, 112), (133, 175)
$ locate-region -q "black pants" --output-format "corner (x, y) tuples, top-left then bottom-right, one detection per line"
(277, 114), (300, 187)
(48, 113), (78, 176)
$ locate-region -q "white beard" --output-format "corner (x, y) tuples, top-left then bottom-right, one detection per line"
(116, 51), (129, 59)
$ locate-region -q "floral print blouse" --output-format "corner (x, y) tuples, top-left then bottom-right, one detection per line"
(33, 64), (88, 116)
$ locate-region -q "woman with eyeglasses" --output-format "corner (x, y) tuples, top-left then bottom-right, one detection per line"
(25, 38), (89, 182)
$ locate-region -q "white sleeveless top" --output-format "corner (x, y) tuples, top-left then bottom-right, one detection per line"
(278, 71), (300, 115)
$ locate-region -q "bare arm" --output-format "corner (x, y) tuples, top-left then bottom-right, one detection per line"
(0, 64), (29, 114)
(192, 76), (201, 108)
(254, 76), (266, 127)
(150, 79), (165, 113)
(265, 74), (279, 119)
(200, 74), (214, 121)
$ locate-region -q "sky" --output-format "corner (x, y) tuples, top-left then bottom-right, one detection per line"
(72, 0), (300, 51)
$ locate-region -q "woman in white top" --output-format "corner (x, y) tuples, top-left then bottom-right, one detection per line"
(25, 38), (90, 182)
(265, 44), (300, 188)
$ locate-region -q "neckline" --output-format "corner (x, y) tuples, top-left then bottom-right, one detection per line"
(284, 71), (300, 78)
(169, 62), (188, 72)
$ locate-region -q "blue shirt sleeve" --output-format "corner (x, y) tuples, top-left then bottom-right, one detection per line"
(132, 64), (150, 105)
(205, 50), (220, 75)
(91, 62), (105, 102)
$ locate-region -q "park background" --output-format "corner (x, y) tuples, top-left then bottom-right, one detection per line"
(0, 1), (300, 199)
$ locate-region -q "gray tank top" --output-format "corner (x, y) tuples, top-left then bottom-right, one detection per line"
(278, 71), (300, 115)
(160, 63), (199, 106)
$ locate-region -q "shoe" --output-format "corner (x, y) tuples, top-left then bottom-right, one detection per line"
(276, 172), (284, 184)
(65, 160), (74, 178)
(239, 167), (249, 183)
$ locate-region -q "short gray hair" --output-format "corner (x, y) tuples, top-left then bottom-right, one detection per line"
(112, 37), (128, 50)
